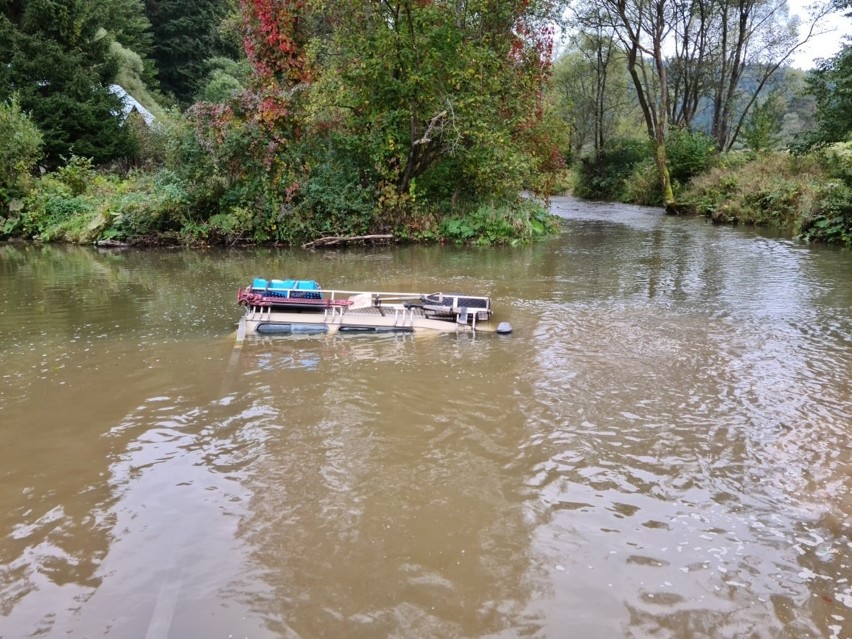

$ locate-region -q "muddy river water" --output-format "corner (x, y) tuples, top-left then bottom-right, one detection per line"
(1, 196), (850, 638)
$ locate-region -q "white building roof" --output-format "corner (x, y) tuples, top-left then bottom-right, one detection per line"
(108, 84), (155, 126)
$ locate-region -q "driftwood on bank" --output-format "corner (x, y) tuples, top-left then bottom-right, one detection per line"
(302, 234), (394, 249)
(94, 239), (129, 248)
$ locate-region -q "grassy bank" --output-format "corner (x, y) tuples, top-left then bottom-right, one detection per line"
(566, 135), (852, 247)
(681, 145), (852, 246)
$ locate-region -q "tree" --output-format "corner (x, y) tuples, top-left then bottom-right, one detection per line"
(166, 0), (564, 240)
(804, 44), (852, 147)
(742, 88), (784, 150)
(0, 95), (43, 202)
(144, 0), (238, 103)
(655, 0), (834, 149)
(667, 0), (713, 127)
(0, 0), (137, 165)
(305, 0), (560, 213)
(566, 0), (835, 205)
(195, 57), (250, 102)
(596, 0), (677, 208)
(553, 27), (638, 159)
(704, 0), (832, 151)
(107, 0), (157, 85)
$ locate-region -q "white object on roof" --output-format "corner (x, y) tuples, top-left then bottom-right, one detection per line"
(108, 84), (155, 126)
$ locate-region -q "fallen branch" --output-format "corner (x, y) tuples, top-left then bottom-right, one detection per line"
(302, 234), (394, 249)
(95, 239), (129, 248)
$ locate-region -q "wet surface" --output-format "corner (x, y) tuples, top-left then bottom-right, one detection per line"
(1, 197), (850, 638)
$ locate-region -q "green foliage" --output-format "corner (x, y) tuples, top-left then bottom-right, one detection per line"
(145, 0), (238, 103)
(573, 129), (717, 204)
(439, 198), (561, 246)
(110, 40), (164, 118)
(797, 44), (852, 151)
(799, 181), (852, 245)
(0, 95), (44, 203)
(195, 57), (249, 103)
(682, 149), (852, 245)
(821, 141), (852, 183)
(106, 0), (156, 77)
(79, 168), (197, 242)
(742, 91), (785, 152)
(6, 165), (193, 243)
(623, 159), (663, 206)
(665, 128), (718, 185)
(549, 37), (639, 162)
(199, 70), (243, 105)
(285, 152), (378, 239)
(0, 0), (143, 165)
(56, 156), (95, 196)
(799, 142), (852, 244)
(306, 0), (560, 218)
(15, 171), (97, 242)
(573, 138), (652, 201)
(1, 0), (565, 248)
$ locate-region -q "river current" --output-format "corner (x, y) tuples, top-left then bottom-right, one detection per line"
(0, 197), (850, 638)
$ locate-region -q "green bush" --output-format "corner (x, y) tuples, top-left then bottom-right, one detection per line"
(56, 155), (95, 196)
(108, 169), (190, 239)
(2, 96), (565, 247)
(17, 171), (98, 241)
(0, 95), (43, 204)
(623, 159), (662, 206)
(682, 149), (852, 246)
(821, 142), (852, 185)
(285, 153), (378, 240)
(439, 198), (560, 246)
(572, 130), (717, 205)
(800, 181), (852, 245)
(800, 145), (852, 244)
(666, 128), (717, 186)
(573, 138), (652, 201)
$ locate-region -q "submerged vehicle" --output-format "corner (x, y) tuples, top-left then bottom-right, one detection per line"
(236, 278), (512, 338)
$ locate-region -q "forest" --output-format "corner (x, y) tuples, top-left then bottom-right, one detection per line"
(1, 0), (851, 246)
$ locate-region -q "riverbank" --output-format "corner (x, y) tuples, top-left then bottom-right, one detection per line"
(681, 145), (852, 246)
(567, 141), (852, 247)
(0, 156), (562, 248)
(4, 145), (851, 248)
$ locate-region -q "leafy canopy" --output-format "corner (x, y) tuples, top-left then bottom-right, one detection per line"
(0, 0), (151, 165)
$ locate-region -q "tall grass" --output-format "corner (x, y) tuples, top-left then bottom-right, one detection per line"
(682, 149), (852, 245)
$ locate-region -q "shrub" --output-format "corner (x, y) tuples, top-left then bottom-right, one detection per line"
(623, 159), (662, 206)
(799, 181), (852, 245)
(821, 142), (852, 185)
(573, 138), (651, 201)
(799, 144), (852, 244)
(666, 128), (717, 186)
(285, 153), (378, 240)
(682, 149), (852, 245)
(56, 155), (95, 196)
(18, 172), (97, 241)
(108, 169), (190, 239)
(0, 95), (43, 204)
(439, 198), (560, 246)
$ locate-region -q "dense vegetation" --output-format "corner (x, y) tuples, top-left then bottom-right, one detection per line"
(0, 0), (851, 247)
(0, 0), (563, 246)
(549, 0), (852, 246)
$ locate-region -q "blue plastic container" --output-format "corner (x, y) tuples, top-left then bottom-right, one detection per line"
(252, 278), (322, 299)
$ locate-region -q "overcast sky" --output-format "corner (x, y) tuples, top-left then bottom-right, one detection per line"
(557, 1), (849, 70)
(789, 2), (851, 68)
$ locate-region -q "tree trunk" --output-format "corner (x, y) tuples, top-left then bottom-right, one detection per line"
(655, 136), (675, 210)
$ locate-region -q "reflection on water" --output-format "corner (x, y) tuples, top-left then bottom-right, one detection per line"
(1, 198), (850, 638)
